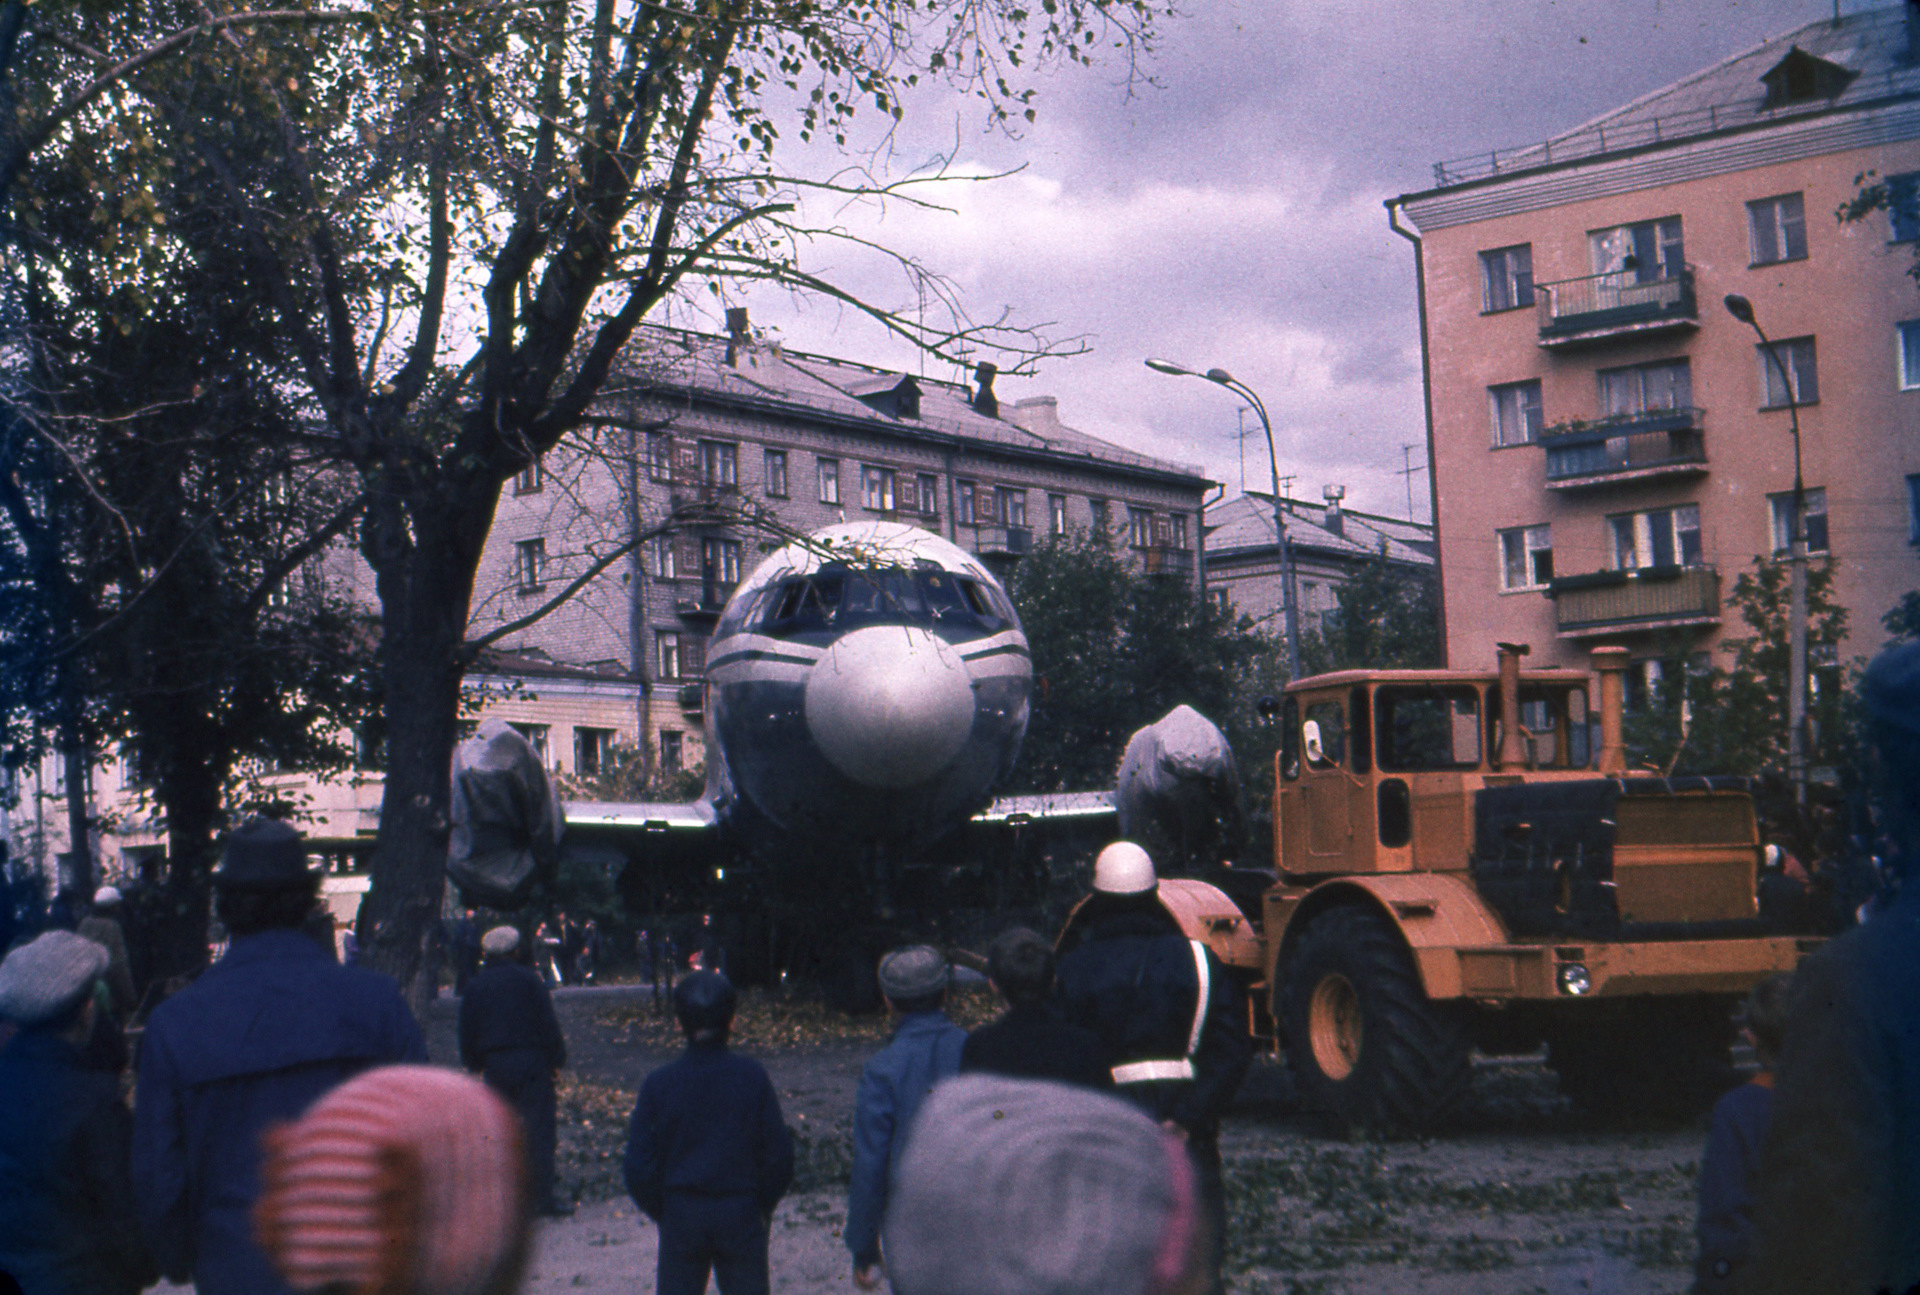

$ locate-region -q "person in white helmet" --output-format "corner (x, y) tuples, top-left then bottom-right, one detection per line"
(1054, 841), (1250, 1295)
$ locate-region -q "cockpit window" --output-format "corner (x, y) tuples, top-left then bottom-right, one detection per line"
(756, 567), (1016, 638)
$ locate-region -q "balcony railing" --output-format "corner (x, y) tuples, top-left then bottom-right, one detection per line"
(1547, 565), (1720, 637)
(1136, 545), (1195, 579)
(973, 525), (1033, 558)
(674, 579), (736, 620)
(1542, 408), (1707, 488)
(1536, 267), (1696, 346)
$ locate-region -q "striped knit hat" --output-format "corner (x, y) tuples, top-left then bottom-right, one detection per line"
(883, 1074), (1198, 1295)
(254, 1065), (529, 1295)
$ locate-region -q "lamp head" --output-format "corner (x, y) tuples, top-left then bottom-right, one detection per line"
(1203, 367), (1235, 385)
(1144, 358), (1192, 376)
(1723, 293), (1755, 325)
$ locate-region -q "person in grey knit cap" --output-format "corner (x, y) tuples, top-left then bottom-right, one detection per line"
(883, 1074), (1205, 1295)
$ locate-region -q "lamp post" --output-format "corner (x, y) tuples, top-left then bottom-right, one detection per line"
(1145, 358), (1301, 679)
(1724, 293), (1809, 803)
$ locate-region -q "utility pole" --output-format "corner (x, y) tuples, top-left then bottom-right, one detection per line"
(1397, 444), (1428, 522)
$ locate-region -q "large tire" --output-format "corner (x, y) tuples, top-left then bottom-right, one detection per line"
(1546, 996), (1737, 1121)
(1279, 905), (1472, 1131)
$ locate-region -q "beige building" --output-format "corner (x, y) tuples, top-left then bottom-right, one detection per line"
(1390, 5), (1920, 685)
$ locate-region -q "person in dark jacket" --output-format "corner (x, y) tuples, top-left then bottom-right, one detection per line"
(961, 926), (1111, 1090)
(1694, 972), (1792, 1294)
(1055, 842), (1251, 1295)
(131, 819), (427, 1295)
(846, 945), (968, 1291)
(460, 925), (571, 1217)
(624, 971), (794, 1295)
(1750, 641), (1920, 1295)
(0, 931), (157, 1295)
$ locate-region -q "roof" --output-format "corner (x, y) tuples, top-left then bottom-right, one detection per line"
(1422, 5), (1920, 190)
(612, 327), (1208, 485)
(470, 646), (641, 685)
(1203, 492), (1434, 567)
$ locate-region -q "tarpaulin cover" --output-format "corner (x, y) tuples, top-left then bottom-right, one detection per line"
(1470, 779), (1622, 938)
(1114, 704), (1245, 872)
(447, 718), (565, 908)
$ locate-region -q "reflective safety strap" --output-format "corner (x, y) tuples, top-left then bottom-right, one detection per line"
(1112, 1059), (1196, 1084)
(1186, 939), (1211, 1060)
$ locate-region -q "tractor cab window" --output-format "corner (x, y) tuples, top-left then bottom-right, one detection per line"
(1302, 700), (1347, 770)
(1375, 685), (1483, 771)
(1280, 696), (1301, 780)
(1487, 685), (1593, 769)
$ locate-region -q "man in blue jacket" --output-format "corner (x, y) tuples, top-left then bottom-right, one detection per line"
(460, 925), (570, 1216)
(624, 971), (793, 1295)
(844, 945), (966, 1291)
(131, 820), (427, 1295)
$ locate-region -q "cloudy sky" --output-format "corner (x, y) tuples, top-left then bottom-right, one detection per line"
(715, 0), (1852, 522)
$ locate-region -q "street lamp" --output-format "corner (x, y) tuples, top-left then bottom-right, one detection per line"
(1724, 293), (1809, 803)
(1145, 358), (1301, 678)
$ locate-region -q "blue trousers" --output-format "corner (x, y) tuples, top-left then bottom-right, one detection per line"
(656, 1194), (769, 1295)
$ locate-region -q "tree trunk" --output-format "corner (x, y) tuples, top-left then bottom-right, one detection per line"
(151, 748), (224, 983)
(61, 735), (89, 896)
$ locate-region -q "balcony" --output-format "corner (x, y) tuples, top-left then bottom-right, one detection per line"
(1136, 545), (1195, 580)
(972, 525), (1033, 558)
(1542, 408), (1708, 490)
(673, 580), (736, 621)
(1535, 267), (1696, 348)
(1547, 565), (1720, 638)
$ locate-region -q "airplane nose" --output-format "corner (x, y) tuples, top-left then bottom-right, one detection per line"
(805, 626), (976, 789)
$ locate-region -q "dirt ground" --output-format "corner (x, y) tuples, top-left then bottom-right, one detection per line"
(407, 983), (1714, 1295)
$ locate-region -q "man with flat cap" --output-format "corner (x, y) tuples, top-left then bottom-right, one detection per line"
(845, 944), (967, 1291)
(0, 931), (157, 1295)
(460, 924), (571, 1217)
(1055, 841), (1251, 1295)
(131, 818), (427, 1295)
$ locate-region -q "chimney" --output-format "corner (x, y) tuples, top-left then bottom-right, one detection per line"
(972, 362), (999, 418)
(1322, 484), (1346, 537)
(724, 307), (750, 367)
(1590, 645), (1631, 776)
(1495, 641), (1531, 769)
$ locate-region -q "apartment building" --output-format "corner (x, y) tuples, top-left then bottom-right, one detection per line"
(1203, 490), (1434, 636)
(1390, 4), (1920, 686)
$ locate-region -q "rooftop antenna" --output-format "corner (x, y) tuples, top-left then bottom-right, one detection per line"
(1229, 407), (1252, 494)
(1397, 444), (1429, 522)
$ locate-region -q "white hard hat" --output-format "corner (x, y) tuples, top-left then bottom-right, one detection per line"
(93, 886), (123, 907)
(1092, 841), (1157, 895)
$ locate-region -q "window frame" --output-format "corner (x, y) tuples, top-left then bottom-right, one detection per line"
(956, 479), (979, 526)
(574, 727), (615, 778)
(513, 537), (547, 592)
(861, 464), (897, 512)
(1127, 507), (1154, 550)
(646, 433), (674, 483)
(1597, 357), (1693, 417)
(513, 456), (544, 495)
(1048, 493), (1068, 536)
(916, 473), (940, 517)
(1479, 243), (1535, 313)
(1589, 216), (1685, 282)
(1889, 172), (1920, 244)
(1488, 379), (1544, 446)
(1747, 192), (1809, 266)
(1609, 505), (1703, 570)
(659, 729), (684, 773)
(1899, 321), (1920, 391)
(658, 631), (683, 680)
(817, 457), (840, 505)
(697, 440), (738, 488)
(1908, 474), (1920, 545)
(1758, 337), (1819, 409)
(1769, 487), (1829, 555)
(995, 486), (1027, 528)
(1498, 524), (1553, 592)
(763, 448), (789, 498)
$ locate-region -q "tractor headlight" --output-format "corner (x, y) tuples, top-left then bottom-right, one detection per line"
(1557, 963), (1592, 996)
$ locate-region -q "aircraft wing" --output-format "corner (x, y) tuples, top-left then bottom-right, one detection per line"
(972, 790), (1118, 826)
(564, 799), (720, 833)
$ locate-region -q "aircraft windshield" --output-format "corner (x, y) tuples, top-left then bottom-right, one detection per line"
(753, 567), (1014, 637)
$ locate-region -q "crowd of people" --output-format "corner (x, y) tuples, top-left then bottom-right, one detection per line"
(1, 638), (1919, 1295)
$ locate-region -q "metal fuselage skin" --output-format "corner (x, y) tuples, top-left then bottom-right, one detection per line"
(701, 523), (1032, 856)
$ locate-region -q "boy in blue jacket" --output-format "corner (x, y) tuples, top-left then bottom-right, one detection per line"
(625, 971), (793, 1295)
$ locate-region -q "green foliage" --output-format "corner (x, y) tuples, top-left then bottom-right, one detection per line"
(1622, 556), (1848, 777)
(555, 743), (704, 803)
(1884, 590), (1920, 644)
(1838, 169), (1920, 289)
(1298, 552), (1442, 677)
(1007, 530), (1281, 798)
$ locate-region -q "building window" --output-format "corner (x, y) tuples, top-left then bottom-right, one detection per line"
(956, 479), (978, 525)
(1499, 525), (1553, 591)
(659, 730), (683, 773)
(1889, 172), (1920, 243)
(1757, 337), (1819, 408)
(1048, 494), (1068, 536)
(1127, 507), (1154, 549)
(508, 723), (550, 767)
(995, 487), (1026, 528)
(698, 440), (737, 488)
(1900, 322), (1920, 390)
(862, 465), (897, 511)
(1207, 586), (1231, 614)
(702, 537), (742, 587)
(916, 473), (940, 516)
(764, 449), (788, 498)
(1909, 475), (1920, 544)
(1479, 244), (1534, 312)
(648, 534), (677, 580)
(1610, 505), (1702, 570)
(1598, 358), (1692, 416)
(659, 631), (683, 679)
(514, 538), (546, 592)
(1169, 513), (1189, 549)
(817, 457), (839, 505)
(1770, 488), (1829, 554)
(1089, 498), (1110, 536)
(647, 433), (674, 482)
(1748, 193), (1808, 265)
(575, 727), (615, 778)
(1488, 380), (1544, 446)
(1590, 216), (1684, 281)
(513, 456), (544, 494)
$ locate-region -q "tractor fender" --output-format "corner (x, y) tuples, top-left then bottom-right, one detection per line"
(1058, 878), (1264, 973)
(1268, 873), (1509, 1002)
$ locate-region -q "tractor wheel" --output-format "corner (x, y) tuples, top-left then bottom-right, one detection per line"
(1546, 997), (1737, 1121)
(1279, 905), (1472, 1131)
